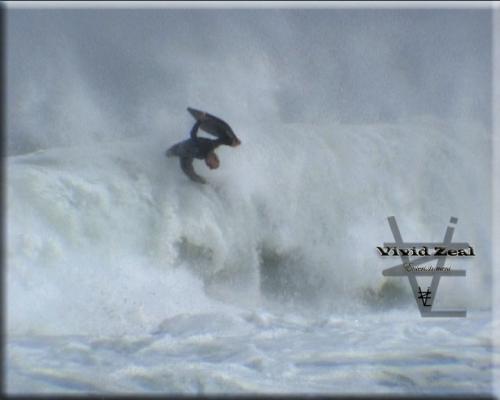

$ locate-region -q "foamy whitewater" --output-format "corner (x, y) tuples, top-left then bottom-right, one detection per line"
(5, 6), (498, 395)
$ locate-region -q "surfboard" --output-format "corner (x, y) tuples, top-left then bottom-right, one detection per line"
(187, 107), (240, 145)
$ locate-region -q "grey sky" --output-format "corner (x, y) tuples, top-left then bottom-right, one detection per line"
(7, 7), (492, 155)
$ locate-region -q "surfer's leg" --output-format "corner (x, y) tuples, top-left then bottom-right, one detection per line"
(166, 140), (192, 158)
(166, 143), (181, 157)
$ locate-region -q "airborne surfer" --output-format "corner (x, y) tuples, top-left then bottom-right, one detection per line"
(166, 108), (241, 184)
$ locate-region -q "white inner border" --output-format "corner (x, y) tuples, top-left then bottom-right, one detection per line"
(5, 0), (500, 396)
(4, 1), (496, 9)
(493, 2), (500, 398)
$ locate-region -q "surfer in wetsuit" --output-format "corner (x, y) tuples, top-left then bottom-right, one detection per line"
(166, 109), (241, 184)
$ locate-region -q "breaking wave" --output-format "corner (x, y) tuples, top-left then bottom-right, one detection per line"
(6, 117), (491, 336)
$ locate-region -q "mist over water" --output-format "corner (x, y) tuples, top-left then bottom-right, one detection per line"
(6, 6), (492, 338)
(7, 8), (491, 153)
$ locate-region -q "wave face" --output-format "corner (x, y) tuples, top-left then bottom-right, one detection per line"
(6, 8), (492, 336)
(7, 118), (492, 336)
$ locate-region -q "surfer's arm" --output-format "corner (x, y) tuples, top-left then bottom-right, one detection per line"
(180, 156), (206, 184)
(190, 121), (202, 141)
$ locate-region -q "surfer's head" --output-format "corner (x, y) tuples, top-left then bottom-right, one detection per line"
(205, 152), (220, 169)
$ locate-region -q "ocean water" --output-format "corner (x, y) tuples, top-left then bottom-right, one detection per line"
(5, 6), (497, 396)
(6, 122), (496, 395)
(6, 311), (495, 394)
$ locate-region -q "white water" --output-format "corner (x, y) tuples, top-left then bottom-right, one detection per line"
(6, 6), (496, 395)
(6, 119), (495, 394)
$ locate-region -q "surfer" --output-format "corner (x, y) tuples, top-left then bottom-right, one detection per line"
(166, 108), (240, 184)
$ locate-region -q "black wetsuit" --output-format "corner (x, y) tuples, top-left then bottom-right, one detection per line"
(166, 121), (226, 183)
